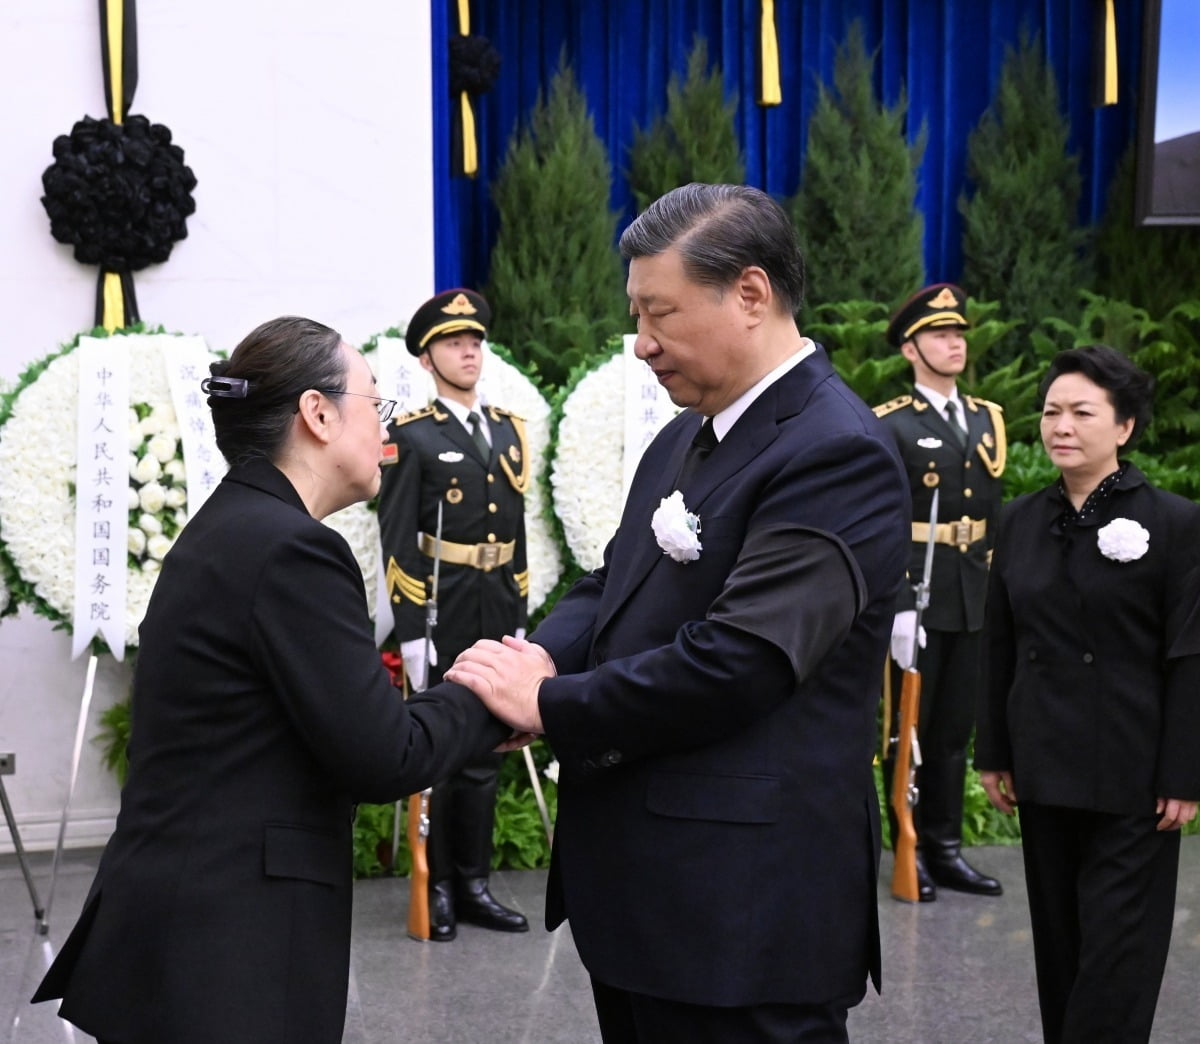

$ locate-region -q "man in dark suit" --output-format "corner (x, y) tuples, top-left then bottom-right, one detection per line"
(377, 289), (530, 941)
(448, 184), (909, 1042)
(873, 283), (1005, 901)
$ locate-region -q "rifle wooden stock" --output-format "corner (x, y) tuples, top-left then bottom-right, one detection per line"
(406, 789), (431, 941)
(890, 668), (922, 903)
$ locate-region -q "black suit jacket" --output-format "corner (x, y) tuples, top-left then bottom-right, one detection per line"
(874, 389), (1005, 631)
(531, 348), (910, 1007)
(33, 460), (507, 1043)
(976, 465), (1200, 813)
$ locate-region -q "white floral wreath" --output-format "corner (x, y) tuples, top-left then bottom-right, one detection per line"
(0, 331), (205, 649)
(551, 352), (626, 572)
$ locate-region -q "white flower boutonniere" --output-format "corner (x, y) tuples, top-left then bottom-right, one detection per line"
(651, 490), (702, 563)
(1097, 517), (1149, 562)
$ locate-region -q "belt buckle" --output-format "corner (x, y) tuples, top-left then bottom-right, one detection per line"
(951, 520), (973, 546)
(476, 543), (501, 570)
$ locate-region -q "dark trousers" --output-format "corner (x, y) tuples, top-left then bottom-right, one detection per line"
(427, 751), (502, 885)
(1018, 802), (1180, 1044)
(886, 627), (981, 852)
(590, 978), (858, 1044)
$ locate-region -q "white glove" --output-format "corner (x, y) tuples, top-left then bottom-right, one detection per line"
(889, 610), (926, 670)
(400, 638), (437, 692)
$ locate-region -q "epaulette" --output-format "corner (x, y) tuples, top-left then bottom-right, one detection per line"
(486, 404), (527, 423)
(965, 395), (1004, 414)
(390, 404), (440, 428)
(872, 395), (913, 419)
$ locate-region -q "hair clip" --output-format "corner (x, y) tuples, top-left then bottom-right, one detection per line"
(201, 376), (251, 398)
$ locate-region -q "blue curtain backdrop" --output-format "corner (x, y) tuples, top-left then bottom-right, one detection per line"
(433, 0), (1143, 296)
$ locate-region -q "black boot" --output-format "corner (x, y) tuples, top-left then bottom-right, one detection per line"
(450, 755), (528, 933)
(920, 753), (1002, 896)
(456, 876), (529, 932)
(882, 755), (935, 902)
(429, 880), (457, 942)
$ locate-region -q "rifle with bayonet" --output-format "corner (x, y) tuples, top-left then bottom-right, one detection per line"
(890, 488), (938, 903)
(406, 501), (442, 941)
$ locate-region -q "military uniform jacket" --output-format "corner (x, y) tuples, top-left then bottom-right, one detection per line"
(975, 466), (1200, 815)
(530, 349), (910, 1007)
(32, 460), (507, 1043)
(378, 400), (529, 666)
(874, 388), (1005, 632)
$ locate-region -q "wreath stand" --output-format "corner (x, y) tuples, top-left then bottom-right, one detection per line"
(0, 752), (46, 932)
(36, 654), (100, 934)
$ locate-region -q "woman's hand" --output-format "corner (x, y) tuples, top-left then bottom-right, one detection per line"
(979, 770), (1018, 815)
(1156, 797), (1198, 831)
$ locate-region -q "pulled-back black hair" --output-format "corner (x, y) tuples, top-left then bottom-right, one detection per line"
(207, 316), (346, 467)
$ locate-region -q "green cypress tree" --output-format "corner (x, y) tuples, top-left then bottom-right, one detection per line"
(959, 32), (1088, 334)
(1092, 141), (1200, 318)
(788, 20), (925, 314)
(485, 55), (627, 389)
(627, 37), (745, 214)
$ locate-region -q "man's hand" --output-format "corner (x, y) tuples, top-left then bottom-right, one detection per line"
(445, 636), (556, 734)
(1156, 797), (1198, 832)
(400, 638), (437, 692)
(889, 610), (926, 670)
(980, 770), (1018, 815)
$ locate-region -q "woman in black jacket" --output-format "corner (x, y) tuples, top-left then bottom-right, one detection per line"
(34, 317), (507, 1043)
(976, 345), (1200, 1044)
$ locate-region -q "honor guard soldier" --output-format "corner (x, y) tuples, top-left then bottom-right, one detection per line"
(378, 289), (531, 940)
(875, 282), (1006, 902)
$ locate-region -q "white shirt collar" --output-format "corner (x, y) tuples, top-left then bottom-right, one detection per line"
(437, 396), (486, 433)
(709, 339), (817, 442)
(914, 382), (963, 420)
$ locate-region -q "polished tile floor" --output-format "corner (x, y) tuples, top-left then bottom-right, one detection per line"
(3, 841), (1198, 1042)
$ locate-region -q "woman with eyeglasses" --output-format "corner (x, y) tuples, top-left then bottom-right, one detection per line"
(976, 344), (1200, 1044)
(34, 316), (508, 1043)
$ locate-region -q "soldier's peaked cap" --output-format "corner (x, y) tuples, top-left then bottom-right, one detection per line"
(886, 283), (969, 347)
(405, 288), (491, 356)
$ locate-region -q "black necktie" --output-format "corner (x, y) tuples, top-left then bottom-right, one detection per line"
(677, 420), (718, 486)
(945, 400), (967, 449)
(467, 410), (490, 462)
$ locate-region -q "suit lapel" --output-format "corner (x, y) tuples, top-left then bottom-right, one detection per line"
(594, 352), (829, 636)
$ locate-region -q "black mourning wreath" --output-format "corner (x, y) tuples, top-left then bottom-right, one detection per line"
(41, 114), (197, 272)
(449, 34), (502, 97)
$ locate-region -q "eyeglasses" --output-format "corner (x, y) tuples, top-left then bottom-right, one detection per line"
(315, 389), (398, 423)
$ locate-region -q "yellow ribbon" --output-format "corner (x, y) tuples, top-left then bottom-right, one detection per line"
(1101, 0), (1117, 106)
(759, 0), (781, 106)
(101, 272), (124, 333)
(456, 0), (478, 176)
(106, 0), (125, 124)
(103, 0), (128, 330)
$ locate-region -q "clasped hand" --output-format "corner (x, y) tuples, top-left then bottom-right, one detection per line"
(445, 635), (556, 746)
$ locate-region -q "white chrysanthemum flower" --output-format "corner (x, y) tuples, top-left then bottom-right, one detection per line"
(133, 454), (161, 484)
(140, 558), (161, 575)
(128, 527), (147, 557)
(163, 458), (186, 482)
(138, 512), (163, 536)
(1097, 517), (1150, 563)
(146, 534), (173, 561)
(147, 433), (177, 463)
(164, 486), (187, 509)
(651, 490), (702, 563)
(138, 482), (167, 514)
(544, 759), (560, 784)
(127, 485), (141, 511)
